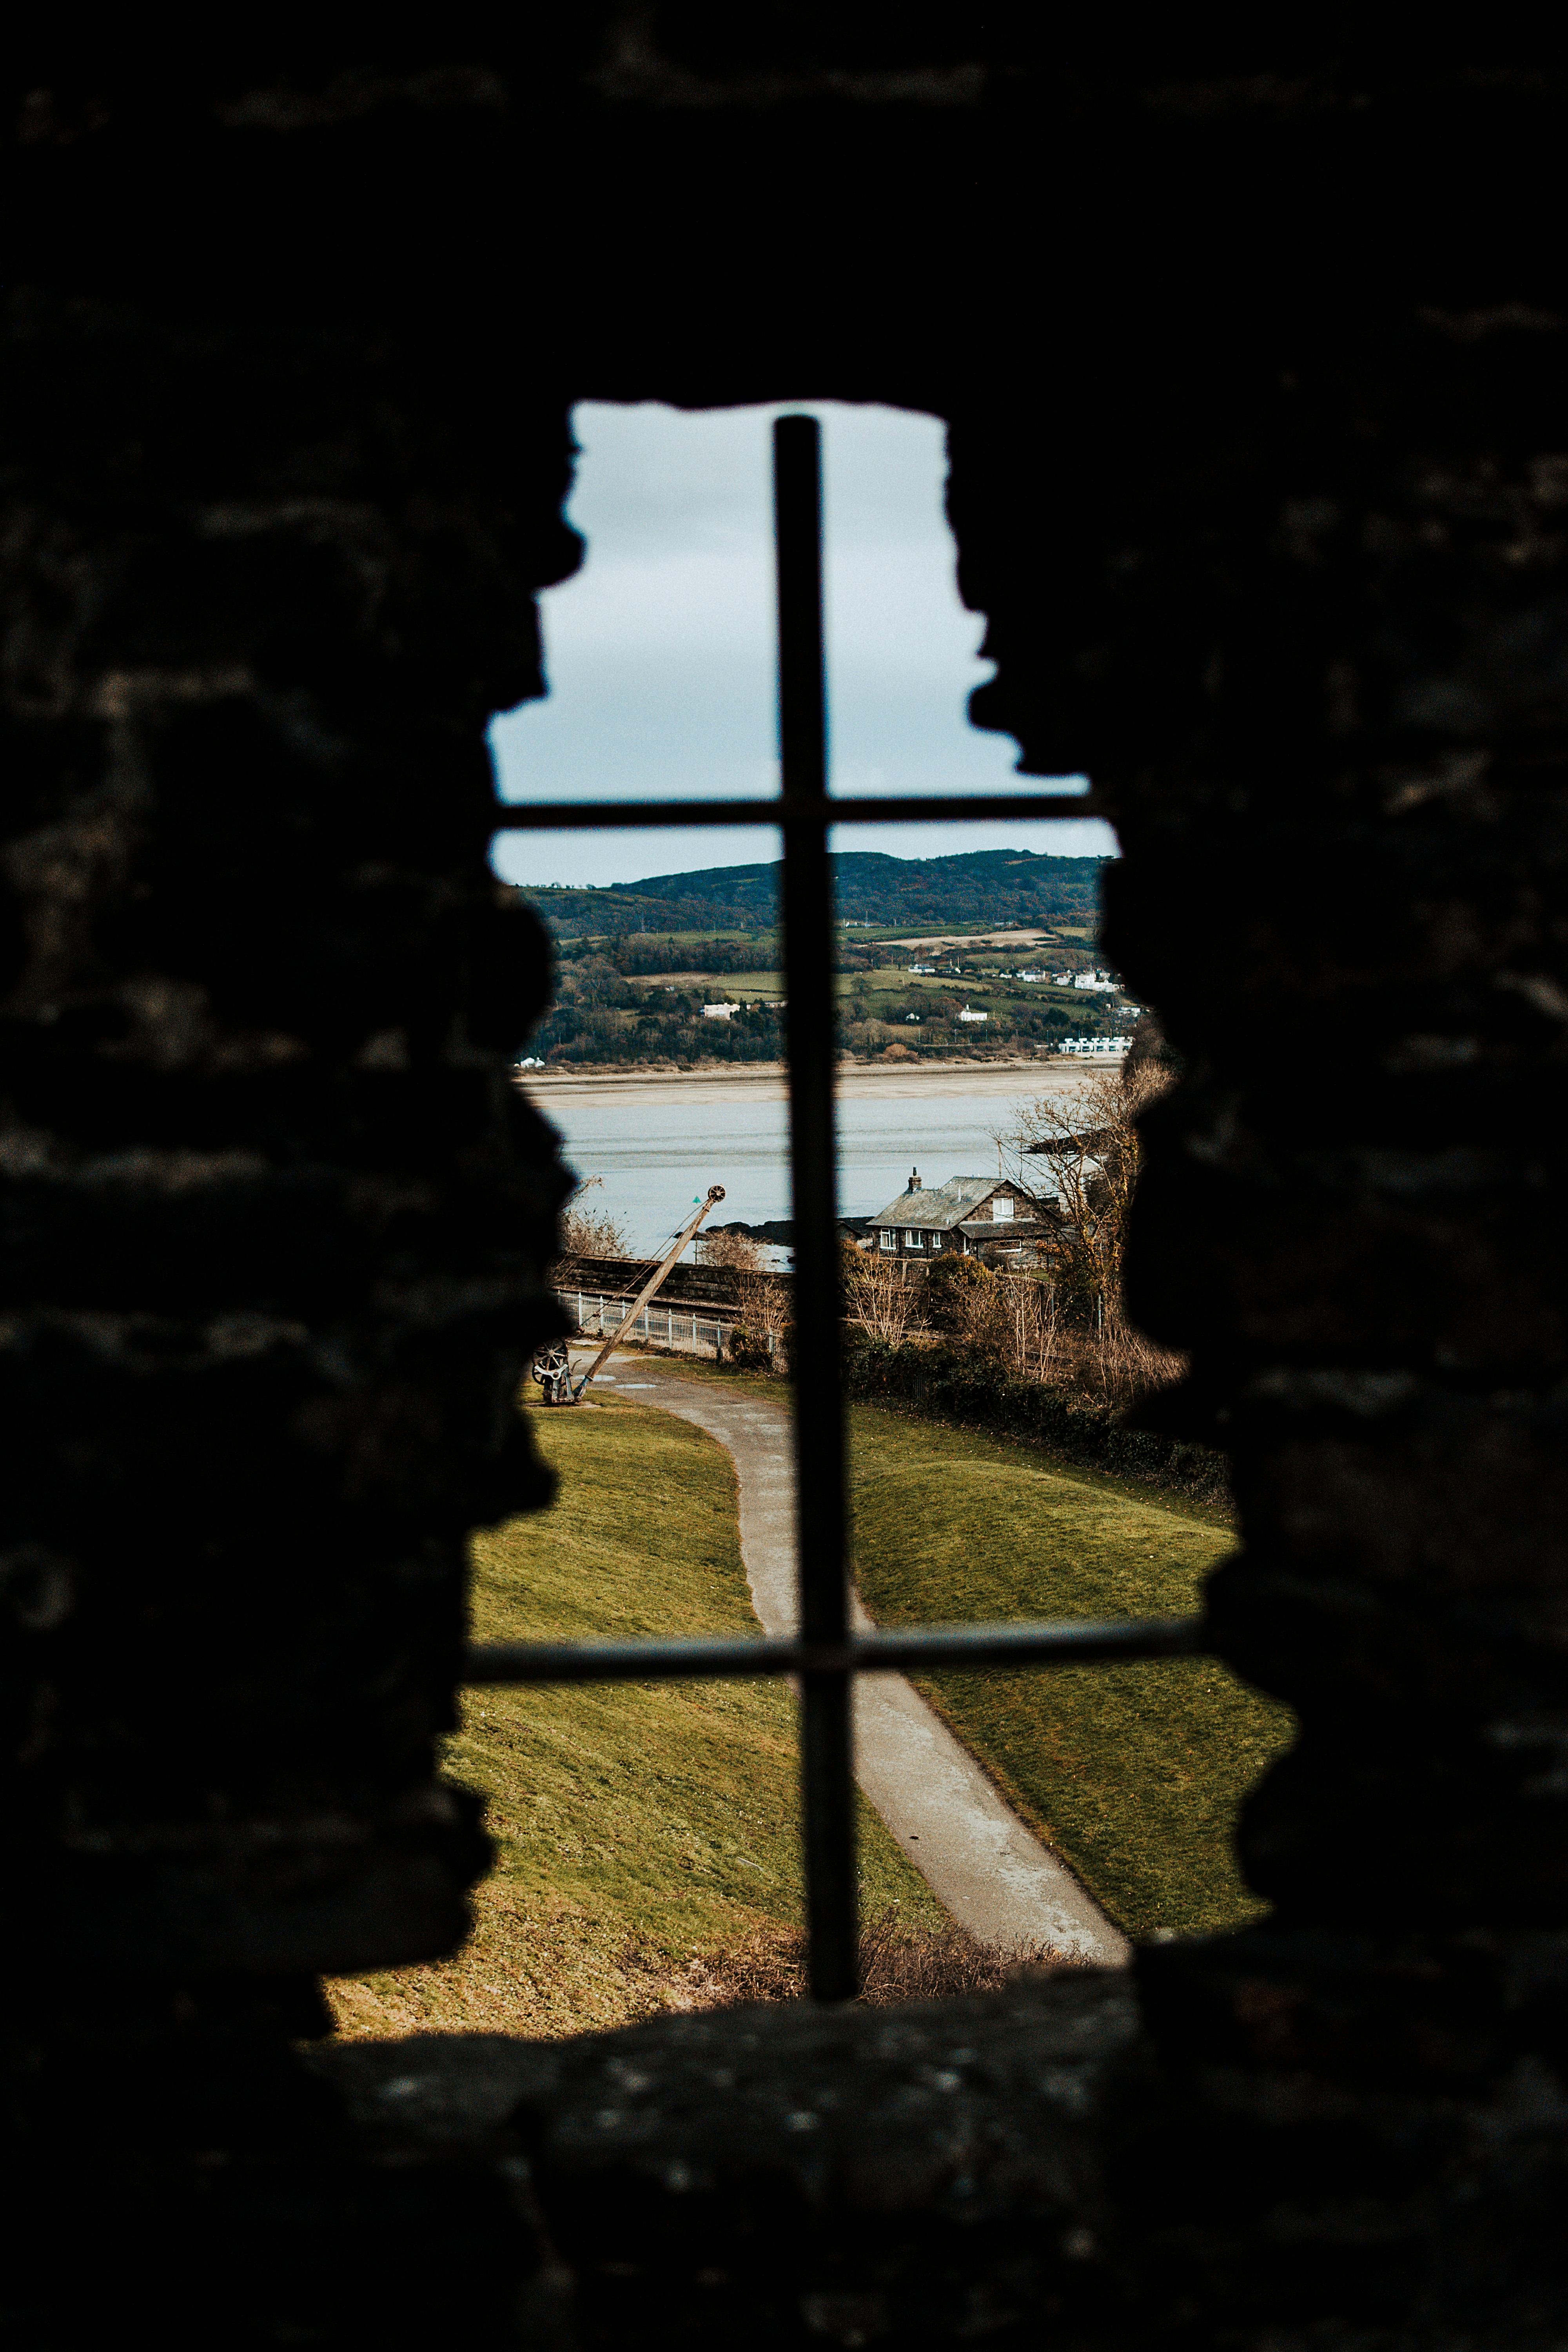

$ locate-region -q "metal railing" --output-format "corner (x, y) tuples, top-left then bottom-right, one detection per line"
(567, 1291), (740, 1360)
(474, 414), (1207, 1998)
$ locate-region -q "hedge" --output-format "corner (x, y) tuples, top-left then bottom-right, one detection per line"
(837, 1330), (1230, 1508)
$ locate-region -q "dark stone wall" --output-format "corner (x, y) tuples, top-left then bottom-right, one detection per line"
(4, 13), (1566, 2347)
(2, 60), (580, 2342)
(961, 305), (1568, 1924)
(946, 120), (1568, 2343)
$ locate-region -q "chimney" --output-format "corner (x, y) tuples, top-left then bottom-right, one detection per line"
(909, 1167), (921, 1191)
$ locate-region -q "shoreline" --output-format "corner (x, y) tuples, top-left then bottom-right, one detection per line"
(520, 1055), (1121, 1099)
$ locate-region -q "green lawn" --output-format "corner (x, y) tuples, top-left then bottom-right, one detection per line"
(722, 973), (784, 1001)
(328, 1391), (942, 2040)
(846, 1408), (1294, 1940)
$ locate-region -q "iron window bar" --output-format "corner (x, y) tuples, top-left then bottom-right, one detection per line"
(485, 414), (1206, 2000)
(464, 1619), (1203, 1686)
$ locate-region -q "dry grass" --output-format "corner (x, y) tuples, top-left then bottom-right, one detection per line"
(327, 1897), (1044, 2044)
(615, 1906), (1062, 2014)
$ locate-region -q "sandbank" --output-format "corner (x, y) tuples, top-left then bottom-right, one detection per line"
(520, 1057), (1115, 1108)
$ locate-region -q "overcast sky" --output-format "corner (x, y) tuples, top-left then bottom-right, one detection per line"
(488, 401), (1118, 889)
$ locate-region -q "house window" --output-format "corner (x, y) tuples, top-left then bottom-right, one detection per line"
(878, 1228), (897, 1252)
(993, 1196), (1013, 1221)
(471, 414), (1197, 2001)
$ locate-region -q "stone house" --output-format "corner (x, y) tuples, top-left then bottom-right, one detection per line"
(866, 1168), (1045, 1261)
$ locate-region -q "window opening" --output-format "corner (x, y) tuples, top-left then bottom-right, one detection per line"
(474, 416), (1203, 2002)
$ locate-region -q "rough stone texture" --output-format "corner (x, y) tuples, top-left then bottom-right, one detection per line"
(315, 1975), (1142, 2352)
(4, 1983), (567, 2349)
(0, 306), (576, 1974)
(2, 53), (579, 2346)
(4, 12), (1567, 2348)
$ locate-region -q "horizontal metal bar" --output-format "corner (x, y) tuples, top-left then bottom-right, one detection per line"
(462, 1617), (1203, 1686)
(490, 792), (1096, 833)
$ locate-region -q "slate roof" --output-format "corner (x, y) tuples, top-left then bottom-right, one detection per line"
(868, 1176), (1039, 1231)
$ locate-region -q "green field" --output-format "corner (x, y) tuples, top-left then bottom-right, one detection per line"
(844, 967), (1091, 1021)
(722, 972), (784, 1001)
(328, 1365), (1292, 2039)
(847, 1409), (1293, 1938)
(328, 1392), (942, 2040)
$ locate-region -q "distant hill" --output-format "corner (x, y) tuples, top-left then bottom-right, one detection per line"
(529, 848), (1107, 939)
(518, 845), (1128, 1069)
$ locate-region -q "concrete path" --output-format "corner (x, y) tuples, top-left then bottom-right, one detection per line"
(577, 1351), (1129, 1967)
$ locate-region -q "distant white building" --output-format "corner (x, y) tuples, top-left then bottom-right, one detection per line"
(1072, 972), (1118, 992)
(909, 963), (935, 975)
(1059, 1034), (1132, 1056)
(702, 1002), (742, 1019)
(956, 1004), (989, 1024)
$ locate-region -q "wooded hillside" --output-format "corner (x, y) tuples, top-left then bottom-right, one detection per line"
(516, 847), (1129, 1067)
(526, 848), (1107, 940)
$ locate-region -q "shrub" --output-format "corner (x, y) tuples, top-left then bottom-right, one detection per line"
(839, 1328), (1228, 1506)
(726, 1321), (776, 1369)
(922, 1250), (998, 1333)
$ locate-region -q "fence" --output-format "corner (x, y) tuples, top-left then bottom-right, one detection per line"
(567, 1290), (749, 1363)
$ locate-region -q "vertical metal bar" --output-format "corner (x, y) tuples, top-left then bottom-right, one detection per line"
(774, 413), (856, 2002)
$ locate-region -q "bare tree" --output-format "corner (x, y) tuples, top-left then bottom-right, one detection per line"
(699, 1227), (764, 1273)
(1002, 1060), (1172, 1333)
(698, 1228), (791, 1369)
(985, 1058), (1187, 1406)
(1000, 1270), (1069, 1387)
(558, 1175), (630, 1261)
(736, 1268), (790, 1367)
(846, 1248), (918, 1344)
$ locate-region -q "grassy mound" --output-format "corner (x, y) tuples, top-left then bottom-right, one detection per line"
(327, 1394), (943, 2041)
(848, 1413), (1294, 1939)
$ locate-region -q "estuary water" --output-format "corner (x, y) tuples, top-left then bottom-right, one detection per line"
(524, 1062), (1108, 1258)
